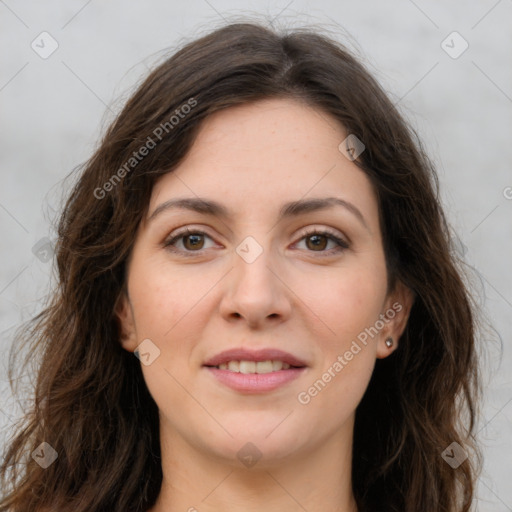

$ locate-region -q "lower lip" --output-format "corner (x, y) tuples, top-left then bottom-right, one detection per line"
(204, 367), (307, 393)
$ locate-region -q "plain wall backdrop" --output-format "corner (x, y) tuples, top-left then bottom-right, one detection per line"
(1, 1), (511, 509)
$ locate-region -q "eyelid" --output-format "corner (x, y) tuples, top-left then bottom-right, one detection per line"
(163, 226), (219, 254)
(163, 224), (350, 256)
(295, 225), (350, 246)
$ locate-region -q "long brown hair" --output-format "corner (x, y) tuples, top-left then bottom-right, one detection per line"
(0, 21), (482, 512)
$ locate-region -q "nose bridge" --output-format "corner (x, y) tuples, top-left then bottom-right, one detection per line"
(233, 233), (277, 298)
(220, 233), (291, 324)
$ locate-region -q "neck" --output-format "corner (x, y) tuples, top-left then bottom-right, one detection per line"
(149, 416), (359, 512)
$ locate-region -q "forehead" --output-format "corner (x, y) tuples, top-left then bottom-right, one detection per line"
(147, 98), (379, 229)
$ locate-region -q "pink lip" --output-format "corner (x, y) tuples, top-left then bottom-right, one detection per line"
(204, 366), (307, 393)
(203, 348), (308, 368)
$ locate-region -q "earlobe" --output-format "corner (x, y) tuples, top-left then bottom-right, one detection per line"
(113, 291), (138, 352)
(376, 282), (415, 359)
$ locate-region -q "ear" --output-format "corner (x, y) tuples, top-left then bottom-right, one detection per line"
(113, 290), (138, 352)
(376, 281), (415, 359)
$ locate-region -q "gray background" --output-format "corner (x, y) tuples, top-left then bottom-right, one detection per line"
(1, 1), (511, 510)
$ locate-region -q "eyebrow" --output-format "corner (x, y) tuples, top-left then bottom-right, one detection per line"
(147, 196), (369, 230)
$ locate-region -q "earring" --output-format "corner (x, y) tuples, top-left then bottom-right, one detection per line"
(385, 337), (393, 348)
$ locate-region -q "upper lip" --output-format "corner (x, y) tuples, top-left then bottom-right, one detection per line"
(203, 348), (308, 368)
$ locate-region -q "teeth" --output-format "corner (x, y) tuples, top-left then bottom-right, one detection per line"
(239, 361), (256, 374)
(273, 360), (283, 371)
(228, 361), (239, 372)
(255, 360), (273, 374)
(216, 360), (292, 373)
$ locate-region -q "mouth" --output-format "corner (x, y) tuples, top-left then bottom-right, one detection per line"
(202, 348), (308, 393)
(204, 359), (303, 373)
(203, 347), (308, 371)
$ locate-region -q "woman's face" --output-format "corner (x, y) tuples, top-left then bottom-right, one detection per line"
(116, 97), (412, 467)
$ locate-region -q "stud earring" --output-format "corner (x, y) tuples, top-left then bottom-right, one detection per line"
(385, 337), (393, 348)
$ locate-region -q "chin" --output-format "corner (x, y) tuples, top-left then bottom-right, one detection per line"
(200, 422), (309, 467)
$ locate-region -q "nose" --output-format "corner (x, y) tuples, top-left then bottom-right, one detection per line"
(219, 241), (293, 329)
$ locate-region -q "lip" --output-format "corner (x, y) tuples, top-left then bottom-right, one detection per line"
(204, 366), (307, 393)
(203, 348), (308, 368)
(203, 348), (308, 394)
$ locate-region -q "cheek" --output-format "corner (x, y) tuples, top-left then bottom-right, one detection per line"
(129, 259), (213, 337)
(290, 260), (386, 408)
(130, 262), (211, 418)
(128, 259), (218, 401)
(293, 260), (387, 346)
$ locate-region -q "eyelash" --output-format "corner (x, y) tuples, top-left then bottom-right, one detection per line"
(163, 227), (350, 257)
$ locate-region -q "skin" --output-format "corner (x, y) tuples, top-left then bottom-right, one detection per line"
(115, 97), (413, 512)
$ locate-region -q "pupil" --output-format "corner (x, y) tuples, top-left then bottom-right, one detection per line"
(186, 234), (203, 249)
(308, 234), (326, 250)
(182, 234), (328, 251)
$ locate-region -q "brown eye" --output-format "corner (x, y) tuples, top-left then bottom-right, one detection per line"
(164, 228), (348, 257)
(305, 234), (328, 251)
(164, 229), (215, 255)
(182, 233), (205, 250)
(295, 229), (350, 255)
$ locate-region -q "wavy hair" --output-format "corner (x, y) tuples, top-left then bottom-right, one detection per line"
(0, 21), (482, 512)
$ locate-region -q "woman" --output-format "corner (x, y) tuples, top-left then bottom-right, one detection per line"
(0, 21), (482, 512)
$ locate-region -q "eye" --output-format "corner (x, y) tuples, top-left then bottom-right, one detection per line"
(163, 227), (350, 257)
(294, 228), (350, 255)
(163, 228), (216, 255)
